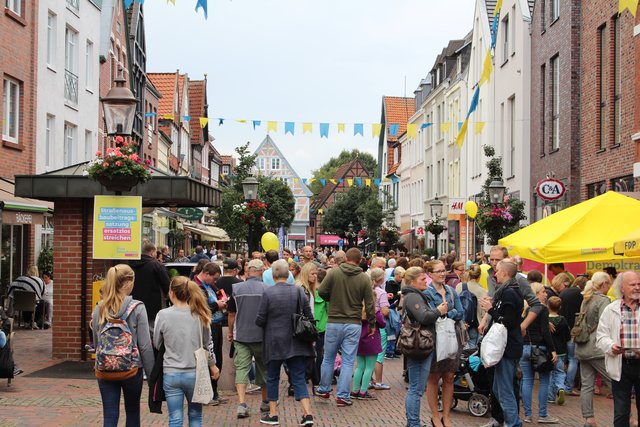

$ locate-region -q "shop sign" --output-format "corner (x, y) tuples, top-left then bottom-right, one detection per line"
(93, 196), (142, 260)
(536, 178), (566, 201)
(176, 207), (204, 221)
(448, 198), (466, 215)
(416, 226), (424, 235)
(2, 210), (44, 225)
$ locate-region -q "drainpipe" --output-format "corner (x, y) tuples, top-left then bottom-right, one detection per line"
(80, 199), (88, 361)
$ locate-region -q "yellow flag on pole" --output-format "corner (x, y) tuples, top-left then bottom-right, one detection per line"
(163, 114), (174, 120)
(455, 119), (469, 148)
(372, 124), (382, 138)
(475, 122), (486, 134)
(407, 123), (417, 139)
(619, 0), (639, 16)
(479, 50), (493, 86)
(337, 123), (345, 133)
(302, 123), (313, 134)
(199, 117), (208, 128)
(267, 121), (278, 133)
(441, 122), (451, 133)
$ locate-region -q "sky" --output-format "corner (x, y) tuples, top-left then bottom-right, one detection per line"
(144, 0), (475, 178)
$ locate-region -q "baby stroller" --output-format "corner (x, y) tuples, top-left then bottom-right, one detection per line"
(438, 348), (492, 417)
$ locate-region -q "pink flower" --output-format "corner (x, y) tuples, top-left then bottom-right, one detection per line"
(115, 136), (124, 144)
(103, 162), (109, 167)
(123, 142), (129, 147)
(96, 151), (102, 157)
(115, 161), (122, 166)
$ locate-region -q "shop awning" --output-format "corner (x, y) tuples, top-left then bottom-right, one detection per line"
(1, 178), (53, 225)
(183, 224), (230, 242)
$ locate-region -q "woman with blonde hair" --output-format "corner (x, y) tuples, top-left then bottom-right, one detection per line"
(370, 267), (391, 390)
(154, 276), (218, 427)
(297, 262), (319, 314)
(92, 264), (154, 427)
(576, 272), (613, 427)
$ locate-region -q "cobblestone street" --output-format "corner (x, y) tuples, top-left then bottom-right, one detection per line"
(0, 329), (618, 426)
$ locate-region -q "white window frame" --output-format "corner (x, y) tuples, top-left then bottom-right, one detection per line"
(84, 129), (92, 162)
(63, 122), (76, 167)
(551, 56), (560, 150)
(45, 114), (55, 167)
(271, 158), (280, 170)
(47, 12), (57, 68)
(6, 0), (21, 15)
(551, 0), (560, 22)
(85, 39), (94, 91)
(502, 15), (510, 63)
(2, 77), (20, 144)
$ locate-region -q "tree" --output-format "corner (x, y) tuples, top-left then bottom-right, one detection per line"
(475, 145), (527, 245)
(258, 177), (296, 231)
(309, 149), (377, 195)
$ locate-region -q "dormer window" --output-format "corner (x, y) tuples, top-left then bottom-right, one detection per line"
(457, 56), (462, 74)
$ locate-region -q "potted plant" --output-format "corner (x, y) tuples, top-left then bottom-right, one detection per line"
(85, 136), (152, 192)
(425, 217), (445, 236)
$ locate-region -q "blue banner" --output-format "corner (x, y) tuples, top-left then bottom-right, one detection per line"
(354, 123), (364, 136)
(320, 123), (329, 138)
(389, 124), (399, 137)
(285, 122), (295, 135)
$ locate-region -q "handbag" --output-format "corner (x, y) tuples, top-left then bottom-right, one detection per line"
(397, 309), (435, 359)
(528, 332), (554, 373)
(480, 322), (507, 368)
(291, 288), (318, 343)
(436, 317), (458, 362)
(191, 325), (214, 405)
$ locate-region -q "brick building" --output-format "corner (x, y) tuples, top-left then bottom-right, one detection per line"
(529, 0), (582, 220)
(581, 0), (637, 198)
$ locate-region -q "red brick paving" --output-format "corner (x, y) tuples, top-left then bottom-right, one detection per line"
(0, 329), (618, 426)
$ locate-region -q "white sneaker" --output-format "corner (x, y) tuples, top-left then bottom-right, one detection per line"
(247, 383), (261, 394)
(538, 416), (559, 424)
(479, 418), (500, 427)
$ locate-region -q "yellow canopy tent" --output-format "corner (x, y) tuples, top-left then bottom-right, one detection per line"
(499, 191), (640, 264)
(614, 229), (640, 257)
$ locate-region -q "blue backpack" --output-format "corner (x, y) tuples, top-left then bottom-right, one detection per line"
(458, 283), (478, 328)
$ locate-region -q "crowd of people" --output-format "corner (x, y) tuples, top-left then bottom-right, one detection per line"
(87, 241), (640, 427)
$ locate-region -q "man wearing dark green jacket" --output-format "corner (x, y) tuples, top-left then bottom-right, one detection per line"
(315, 248), (375, 406)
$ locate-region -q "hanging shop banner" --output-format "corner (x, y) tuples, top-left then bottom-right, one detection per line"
(93, 196), (142, 260)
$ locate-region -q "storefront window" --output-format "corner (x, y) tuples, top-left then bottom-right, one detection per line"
(1, 224), (25, 295)
(447, 220), (459, 255)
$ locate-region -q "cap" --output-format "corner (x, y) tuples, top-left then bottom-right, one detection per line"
(247, 259), (265, 271)
(223, 258), (238, 270)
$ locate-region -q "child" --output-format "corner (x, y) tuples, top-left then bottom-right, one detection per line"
(351, 306), (385, 400)
(547, 296), (571, 406)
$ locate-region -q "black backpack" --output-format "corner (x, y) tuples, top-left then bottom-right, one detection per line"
(458, 283), (479, 328)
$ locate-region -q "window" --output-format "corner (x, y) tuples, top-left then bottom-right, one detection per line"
(271, 158), (280, 170)
(2, 77), (20, 143)
(47, 12), (56, 68)
(63, 122), (76, 167)
(540, 63), (546, 155)
(598, 25), (607, 150)
(65, 26), (79, 105)
(84, 130), (92, 162)
(586, 181), (607, 199)
(5, 0), (21, 15)
(502, 15), (510, 63)
(85, 40), (94, 90)
(551, 56), (560, 150)
(551, 0), (560, 22)
(45, 115), (54, 167)
(611, 175), (634, 192)
(222, 165), (230, 175)
(256, 157), (266, 170)
(510, 6), (516, 55)
(540, 0), (546, 30)
(509, 96), (515, 177)
(66, 0), (79, 13)
(613, 16), (621, 146)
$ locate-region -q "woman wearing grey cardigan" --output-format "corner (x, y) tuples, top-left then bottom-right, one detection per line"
(256, 260), (315, 426)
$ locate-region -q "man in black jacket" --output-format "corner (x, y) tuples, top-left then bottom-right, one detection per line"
(130, 242), (170, 337)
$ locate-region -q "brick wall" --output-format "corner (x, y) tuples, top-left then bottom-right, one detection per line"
(635, 10), (640, 164)
(581, 0), (636, 198)
(0, 1), (38, 179)
(530, 0), (582, 220)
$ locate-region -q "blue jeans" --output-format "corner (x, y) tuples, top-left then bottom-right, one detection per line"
(520, 345), (551, 418)
(468, 327), (479, 349)
(494, 357), (522, 427)
(318, 322), (361, 399)
(405, 353), (434, 427)
(548, 354), (567, 401)
(564, 341), (578, 393)
(163, 371), (202, 427)
(97, 370), (143, 427)
(267, 356), (309, 401)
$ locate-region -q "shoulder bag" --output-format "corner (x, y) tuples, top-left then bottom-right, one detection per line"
(397, 293), (435, 359)
(192, 324), (214, 404)
(292, 288), (318, 343)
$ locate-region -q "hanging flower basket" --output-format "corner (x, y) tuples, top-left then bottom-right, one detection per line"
(85, 136), (151, 191)
(97, 174), (141, 192)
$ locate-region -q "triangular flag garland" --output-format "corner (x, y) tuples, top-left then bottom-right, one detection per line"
(267, 121), (278, 133)
(475, 122), (486, 134)
(619, 0), (639, 16)
(125, 0), (208, 19)
(302, 123), (313, 134)
(199, 117), (208, 129)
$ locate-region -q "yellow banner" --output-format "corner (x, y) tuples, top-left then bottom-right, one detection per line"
(407, 123), (417, 139)
(267, 121), (278, 133)
(494, 0), (503, 16)
(93, 196), (142, 260)
(441, 122), (451, 133)
(479, 50), (493, 86)
(302, 123), (313, 134)
(372, 123), (382, 138)
(475, 122), (486, 134)
(329, 179), (337, 184)
(619, 0), (639, 16)
(337, 123), (345, 133)
(347, 179), (353, 187)
(455, 120), (469, 148)
(199, 117), (208, 128)
(365, 179), (372, 187)
(293, 178), (299, 184)
(163, 114), (174, 120)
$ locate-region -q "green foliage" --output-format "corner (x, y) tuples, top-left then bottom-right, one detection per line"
(309, 150), (377, 195)
(231, 142), (258, 192)
(214, 186), (248, 243)
(258, 177), (296, 231)
(475, 145), (527, 245)
(167, 229), (186, 246)
(37, 245), (53, 276)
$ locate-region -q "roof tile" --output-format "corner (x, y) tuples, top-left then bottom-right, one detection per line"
(147, 73), (177, 116)
(383, 96), (415, 142)
(188, 79), (206, 145)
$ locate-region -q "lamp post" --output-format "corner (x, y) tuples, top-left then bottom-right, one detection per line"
(488, 179), (506, 207)
(101, 67), (137, 137)
(346, 221), (356, 248)
(242, 176), (260, 254)
(430, 196), (443, 257)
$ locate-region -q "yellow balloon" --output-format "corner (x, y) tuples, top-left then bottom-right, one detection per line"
(465, 201), (478, 219)
(260, 232), (279, 252)
(478, 263), (491, 290)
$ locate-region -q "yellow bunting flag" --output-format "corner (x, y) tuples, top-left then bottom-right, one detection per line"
(236, 119), (247, 123)
(167, 0), (176, 4)
(267, 121), (278, 133)
(330, 179), (337, 184)
(479, 50), (493, 86)
(619, 0), (639, 16)
(441, 122), (451, 133)
(475, 122), (486, 134)
(365, 179), (372, 187)
(347, 179), (353, 187)
(407, 123), (417, 139)
(372, 124), (382, 138)
(318, 208), (324, 215)
(308, 178), (316, 184)
(494, 0), (503, 16)
(293, 178), (299, 184)
(455, 120), (469, 148)
(302, 123), (313, 134)
(199, 117), (208, 128)
(163, 114), (174, 120)
(337, 123), (345, 133)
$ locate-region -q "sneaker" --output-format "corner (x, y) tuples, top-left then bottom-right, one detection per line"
(368, 381), (375, 390)
(358, 392), (377, 400)
(260, 414), (279, 425)
(207, 398), (220, 406)
(384, 354), (395, 360)
(538, 416), (559, 424)
(556, 389), (565, 406)
(373, 382), (390, 390)
(237, 403), (250, 419)
(313, 387), (330, 399)
(523, 417), (532, 423)
(335, 397), (353, 407)
(479, 418), (500, 427)
(299, 414), (314, 426)
(547, 399), (555, 404)
(214, 395), (229, 404)
(247, 382), (261, 394)
(13, 368), (23, 376)
(260, 400), (270, 413)
(350, 391), (360, 399)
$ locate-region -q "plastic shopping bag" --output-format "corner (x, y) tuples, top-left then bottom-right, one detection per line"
(435, 317), (458, 362)
(480, 322), (507, 368)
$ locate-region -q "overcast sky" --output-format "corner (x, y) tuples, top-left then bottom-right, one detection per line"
(145, 0), (475, 178)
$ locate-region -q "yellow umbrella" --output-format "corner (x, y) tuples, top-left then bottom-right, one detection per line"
(499, 191), (640, 263)
(613, 229), (640, 257)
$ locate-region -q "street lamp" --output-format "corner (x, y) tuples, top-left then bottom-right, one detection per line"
(488, 179), (506, 206)
(347, 221), (355, 248)
(242, 176), (260, 254)
(101, 67), (137, 137)
(430, 196), (444, 257)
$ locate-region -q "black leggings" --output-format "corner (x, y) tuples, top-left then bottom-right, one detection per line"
(210, 322), (223, 396)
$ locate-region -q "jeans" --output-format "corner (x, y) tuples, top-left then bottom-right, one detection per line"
(579, 357), (610, 418)
(468, 327), (479, 349)
(163, 371), (202, 427)
(97, 369), (143, 427)
(548, 354), (566, 401)
(318, 322), (361, 399)
(352, 355), (376, 393)
(564, 341), (579, 393)
(405, 353), (434, 427)
(493, 357), (522, 427)
(612, 359), (640, 427)
(520, 345), (551, 418)
(266, 356), (309, 402)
